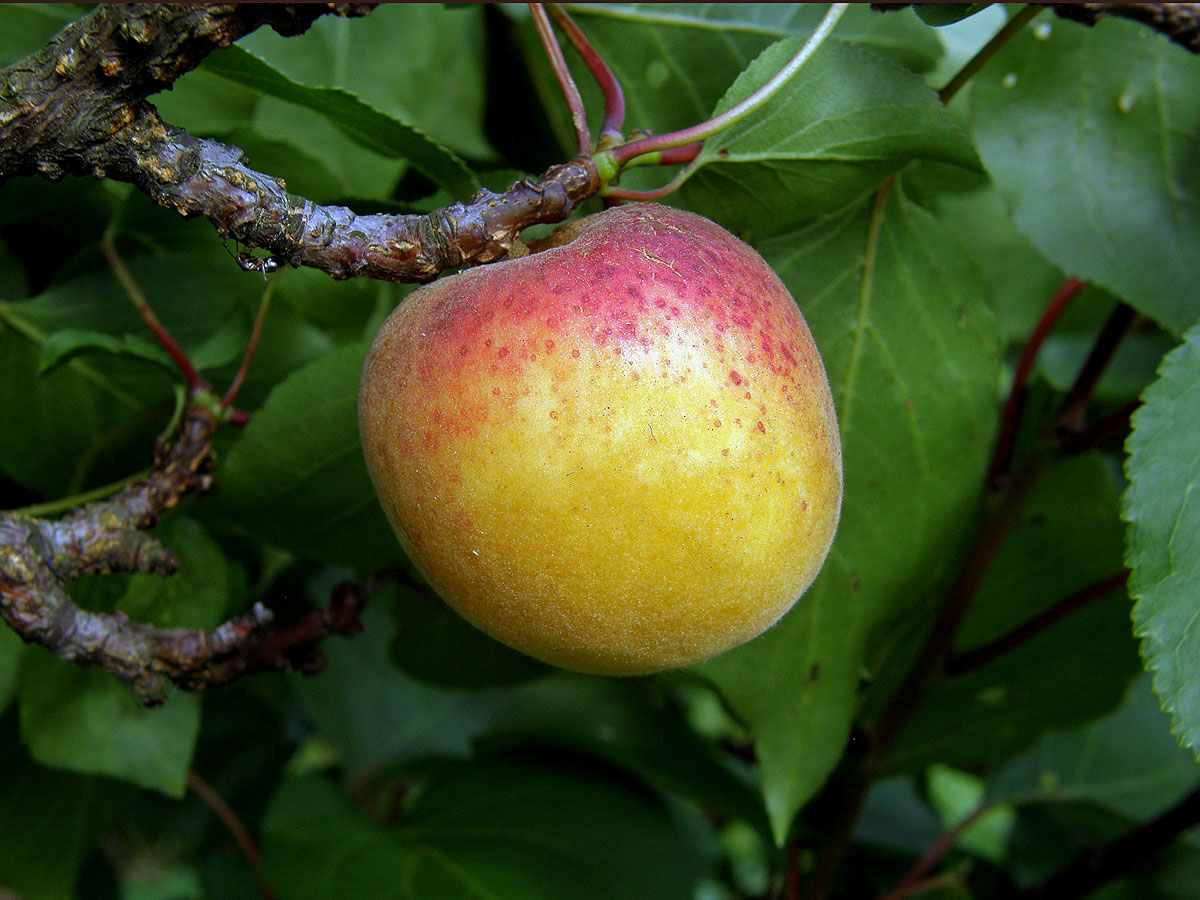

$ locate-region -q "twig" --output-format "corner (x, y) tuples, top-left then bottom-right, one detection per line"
(987, 278), (1086, 491)
(946, 572), (1129, 675)
(608, 3), (849, 166)
(1049, 3), (1200, 54)
(221, 280), (276, 413)
(0, 5), (601, 282)
(530, 3), (592, 156)
(938, 5), (1042, 104)
(1054, 303), (1138, 435)
(1060, 398), (1141, 454)
(877, 802), (999, 900)
(547, 4), (626, 142)
(188, 770), (277, 900)
(1016, 783), (1200, 899)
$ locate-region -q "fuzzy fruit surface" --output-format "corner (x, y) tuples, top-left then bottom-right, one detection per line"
(359, 203), (842, 675)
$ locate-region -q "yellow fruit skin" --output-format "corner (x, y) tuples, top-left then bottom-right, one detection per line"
(359, 203), (842, 675)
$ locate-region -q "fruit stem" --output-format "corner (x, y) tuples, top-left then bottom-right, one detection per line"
(610, 2), (848, 166)
(530, 3), (592, 155)
(547, 4), (625, 143)
(938, 4), (1042, 104)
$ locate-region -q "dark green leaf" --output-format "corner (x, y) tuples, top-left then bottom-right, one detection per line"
(972, 15), (1200, 335)
(236, 4), (495, 161)
(678, 38), (980, 239)
(915, 4), (993, 27)
(0, 3), (78, 68)
(263, 759), (713, 900)
(201, 45), (479, 200)
(477, 676), (768, 833)
(389, 580), (550, 689)
(0, 626), (21, 715)
(212, 343), (402, 572)
(18, 659), (201, 797)
(890, 453), (1141, 772)
(0, 728), (126, 900)
(38, 328), (176, 377)
(0, 305), (148, 497)
(698, 184), (999, 840)
(15, 516), (229, 795)
(991, 676), (1200, 821)
(295, 584), (500, 775)
(523, 4), (941, 158)
(1124, 320), (1200, 757)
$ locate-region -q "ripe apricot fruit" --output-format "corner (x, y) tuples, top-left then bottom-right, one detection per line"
(359, 203), (841, 674)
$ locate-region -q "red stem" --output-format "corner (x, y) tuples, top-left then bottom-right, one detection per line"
(946, 571), (1129, 675)
(102, 235), (210, 395)
(547, 4), (625, 140)
(877, 802), (998, 900)
(530, 3), (591, 155)
(222, 281), (274, 410)
(188, 770), (277, 900)
(987, 277), (1086, 490)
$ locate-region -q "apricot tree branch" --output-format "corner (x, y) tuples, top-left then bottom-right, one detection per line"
(1049, 3), (1200, 53)
(0, 3), (602, 283)
(0, 402), (369, 703)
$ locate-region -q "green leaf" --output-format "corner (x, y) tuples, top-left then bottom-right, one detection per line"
(201, 45), (479, 200)
(294, 598), (506, 776)
(263, 760), (713, 900)
(236, 4), (495, 161)
(677, 38), (981, 239)
(38, 328), (176, 377)
(0, 626), (22, 715)
(0, 728), (126, 900)
(0, 305), (148, 497)
(698, 184), (1000, 841)
(0, 3), (79, 68)
(389, 580), (550, 689)
(212, 343), (402, 572)
(523, 4), (940, 158)
(972, 15), (1200, 335)
(991, 676), (1200, 822)
(15, 516), (229, 795)
(1124, 320), (1200, 757)
(477, 677), (768, 833)
(915, 4), (993, 27)
(890, 453), (1141, 772)
(18, 660), (202, 797)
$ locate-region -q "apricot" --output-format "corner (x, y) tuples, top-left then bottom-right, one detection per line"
(359, 203), (841, 675)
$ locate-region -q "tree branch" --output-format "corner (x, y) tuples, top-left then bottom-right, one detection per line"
(0, 4), (602, 283)
(1049, 3), (1200, 53)
(0, 404), (367, 704)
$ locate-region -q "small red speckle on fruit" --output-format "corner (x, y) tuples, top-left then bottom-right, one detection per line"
(721, 448), (729, 456)
(550, 411), (558, 419)
(498, 347), (510, 358)
(729, 370), (742, 386)
(492, 387), (501, 396)
(571, 348), (580, 358)
(545, 339), (555, 353)
(756, 421), (766, 434)
(714, 419), (721, 428)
